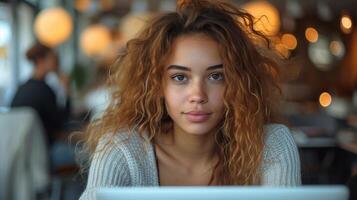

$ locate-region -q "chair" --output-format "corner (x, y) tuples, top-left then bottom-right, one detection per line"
(0, 107), (50, 200)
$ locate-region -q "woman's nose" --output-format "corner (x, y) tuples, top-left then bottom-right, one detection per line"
(188, 80), (208, 104)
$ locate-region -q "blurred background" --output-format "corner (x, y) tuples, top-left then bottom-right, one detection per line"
(0, 0), (357, 200)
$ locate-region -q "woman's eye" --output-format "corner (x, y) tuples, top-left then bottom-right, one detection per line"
(208, 72), (224, 81)
(172, 74), (187, 82)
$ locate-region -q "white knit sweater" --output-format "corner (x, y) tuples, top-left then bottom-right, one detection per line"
(80, 124), (301, 200)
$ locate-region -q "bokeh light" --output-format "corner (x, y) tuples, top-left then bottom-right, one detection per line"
(34, 7), (73, 47)
(329, 40), (345, 58)
(319, 92), (332, 107)
(80, 24), (112, 56)
(281, 33), (297, 50)
(305, 27), (319, 43)
(340, 15), (352, 34)
(242, 1), (280, 36)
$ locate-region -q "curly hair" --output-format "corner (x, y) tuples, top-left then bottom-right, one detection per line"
(81, 0), (284, 185)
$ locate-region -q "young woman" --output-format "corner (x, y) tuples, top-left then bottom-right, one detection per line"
(80, 0), (301, 199)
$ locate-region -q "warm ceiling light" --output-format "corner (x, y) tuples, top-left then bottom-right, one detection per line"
(305, 27), (318, 43)
(75, 0), (91, 12)
(34, 7), (73, 47)
(120, 13), (153, 43)
(80, 24), (112, 56)
(341, 15), (352, 34)
(341, 15), (352, 29)
(319, 92), (332, 107)
(275, 43), (290, 58)
(281, 33), (297, 50)
(329, 40), (345, 58)
(100, 0), (114, 11)
(242, 1), (280, 36)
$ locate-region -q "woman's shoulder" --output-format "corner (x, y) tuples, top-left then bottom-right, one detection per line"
(263, 123), (298, 158)
(90, 130), (155, 174)
(98, 129), (151, 154)
(264, 123), (292, 142)
(95, 130), (158, 183)
(264, 123), (290, 134)
(261, 124), (301, 185)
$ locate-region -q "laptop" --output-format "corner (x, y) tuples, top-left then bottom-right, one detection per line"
(96, 186), (349, 200)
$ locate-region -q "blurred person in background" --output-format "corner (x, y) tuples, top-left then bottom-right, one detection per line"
(11, 42), (74, 169)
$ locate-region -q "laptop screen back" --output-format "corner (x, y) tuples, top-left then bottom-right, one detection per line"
(96, 186), (348, 200)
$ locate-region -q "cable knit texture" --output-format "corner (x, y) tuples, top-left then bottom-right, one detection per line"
(80, 124), (301, 199)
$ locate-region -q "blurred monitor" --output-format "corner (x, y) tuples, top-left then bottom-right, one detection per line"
(96, 186), (348, 200)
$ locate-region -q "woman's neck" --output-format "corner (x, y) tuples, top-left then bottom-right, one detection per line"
(168, 124), (218, 167)
(32, 67), (47, 80)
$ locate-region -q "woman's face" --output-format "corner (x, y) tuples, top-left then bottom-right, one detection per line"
(163, 33), (225, 136)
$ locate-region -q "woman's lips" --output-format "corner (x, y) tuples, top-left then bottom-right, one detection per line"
(184, 111), (211, 122)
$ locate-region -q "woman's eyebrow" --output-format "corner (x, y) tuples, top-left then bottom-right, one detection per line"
(167, 65), (190, 71)
(207, 64), (223, 71)
(167, 64), (223, 71)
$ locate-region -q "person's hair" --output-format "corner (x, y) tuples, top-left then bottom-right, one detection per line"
(81, 0), (285, 185)
(26, 42), (54, 64)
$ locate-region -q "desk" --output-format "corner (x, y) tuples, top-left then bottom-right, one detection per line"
(337, 129), (357, 177)
(291, 129), (339, 184)
(339, 142), (357, 155)
(337, 129), (357, 154)
(291, 129), (336, 148)
(296, 137), (336, 148)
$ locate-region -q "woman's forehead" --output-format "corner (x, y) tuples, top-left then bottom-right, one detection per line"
(164, 33), (222, 69)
